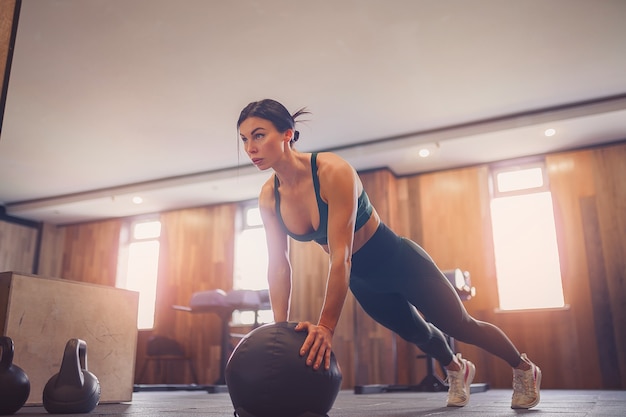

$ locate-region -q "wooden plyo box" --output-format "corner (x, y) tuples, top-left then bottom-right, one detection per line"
(0, 271), (139, 405)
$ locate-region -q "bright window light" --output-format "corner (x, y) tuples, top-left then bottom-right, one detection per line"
(134, 221), (161, 240)
(245, 206), (264, 227)
(125, 240), (160, 328)
(496, 167), (544, 193)
(118, 219), (161, 329)
(234, 226), (268, 291)
(490, 192), (565, 310)
(233, 204), (272, 325)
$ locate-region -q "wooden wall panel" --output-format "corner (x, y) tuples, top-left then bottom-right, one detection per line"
(546, 148), (605, 388)
(0, 0), (17, 88)
(60, 219), (122, 286)
(591, 144), (626, 388)
(415, 166), (496, 309)
(353, 170), (399, 386)
(394, 177), (427, 385)
(289, 240), (329, 324)
(0, 220), (37, 274)
(153, 204), (237, 385)
(579, 195), (620, 388)
(37, 223), (65, 278)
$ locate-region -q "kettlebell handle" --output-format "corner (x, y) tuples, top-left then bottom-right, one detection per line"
(56, 338), (89, 387)
(0, 336), (15, 371)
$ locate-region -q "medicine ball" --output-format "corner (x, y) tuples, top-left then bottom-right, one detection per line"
(225, 322), (342, 417)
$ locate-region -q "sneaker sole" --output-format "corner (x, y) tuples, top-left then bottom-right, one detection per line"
(511, 367), (542, 409)
(447, 361), (476, 407)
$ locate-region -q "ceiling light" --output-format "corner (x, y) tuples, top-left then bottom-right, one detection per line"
(418, 148), (431, 158)
(132, 196), (143, 204)
(544, 128), (556, 137)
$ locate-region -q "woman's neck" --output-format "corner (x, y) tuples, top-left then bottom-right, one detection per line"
(273, 151), (310, 187)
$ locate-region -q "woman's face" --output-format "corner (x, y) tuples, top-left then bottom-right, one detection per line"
(239, 116), (292, 170)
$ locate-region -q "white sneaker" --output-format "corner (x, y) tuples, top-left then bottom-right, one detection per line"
(511, 353), (542, 409)
(446, 353), (475, 407)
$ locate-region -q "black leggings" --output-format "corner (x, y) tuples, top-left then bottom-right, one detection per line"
(350, 223), (522, 367)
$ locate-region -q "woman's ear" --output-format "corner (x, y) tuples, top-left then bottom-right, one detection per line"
(283, 129), (294, 144)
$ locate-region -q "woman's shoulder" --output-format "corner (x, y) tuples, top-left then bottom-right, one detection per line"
(315, 152), (354, 173)
(315, 152), (360, 195)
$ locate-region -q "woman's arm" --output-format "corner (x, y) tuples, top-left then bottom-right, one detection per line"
(258, 180), (292, 323)
(297, 153), (359, 370)
(318, 154), (358, 332)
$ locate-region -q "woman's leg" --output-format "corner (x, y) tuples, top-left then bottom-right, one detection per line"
(351, 225), (540, 408)
(394, 238), (522, 368)
(349, 276), (455, 365)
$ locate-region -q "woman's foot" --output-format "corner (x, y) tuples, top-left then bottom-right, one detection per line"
(446, 353), (476, 407)
(511, 353), (542, 409)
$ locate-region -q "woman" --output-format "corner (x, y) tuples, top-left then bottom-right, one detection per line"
(237, 99), (541, 409)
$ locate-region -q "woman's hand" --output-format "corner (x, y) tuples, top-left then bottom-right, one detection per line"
(294, 321), (334, 370)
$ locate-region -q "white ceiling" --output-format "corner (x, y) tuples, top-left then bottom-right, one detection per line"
(1, 0), (625, 225)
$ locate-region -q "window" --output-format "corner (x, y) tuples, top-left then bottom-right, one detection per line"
(233, 202), (272, 324)
(117, 219), (161, 329)
(489, 161), (565, 310)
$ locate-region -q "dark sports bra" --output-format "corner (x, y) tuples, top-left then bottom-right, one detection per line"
(274, 152), (373, 245)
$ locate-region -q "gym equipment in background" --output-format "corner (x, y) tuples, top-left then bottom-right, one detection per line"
(0, 336), (30, 415)
(226, 322), (342, 417)
(159, 288), (271, 392)
(43, 338), (101, 414)
(137, 335), (199, 386)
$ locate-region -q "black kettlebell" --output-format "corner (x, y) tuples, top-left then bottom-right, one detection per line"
(0, 336), (30, 415)
(43, 338), (101, 414)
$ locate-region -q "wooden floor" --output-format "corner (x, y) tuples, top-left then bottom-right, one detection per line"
(14, 389), (626, 416)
